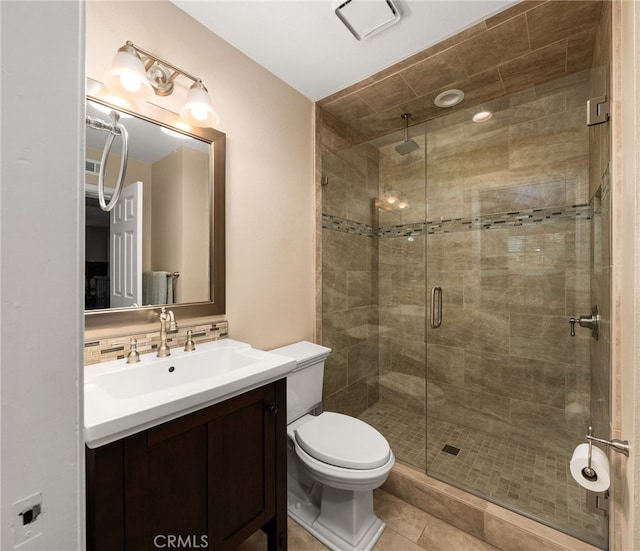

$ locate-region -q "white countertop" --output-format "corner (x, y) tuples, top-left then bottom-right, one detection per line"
(84, 338), (295, 448)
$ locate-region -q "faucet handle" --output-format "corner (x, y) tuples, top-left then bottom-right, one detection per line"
(127, 338), (141, 364)
(184, 330), (196, 352)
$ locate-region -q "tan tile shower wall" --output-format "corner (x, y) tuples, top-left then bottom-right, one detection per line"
(322, 139), (381, 417)
(376, 73), (593, 457)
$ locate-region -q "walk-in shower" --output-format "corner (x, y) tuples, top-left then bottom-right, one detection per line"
(321, 66), (610, 548)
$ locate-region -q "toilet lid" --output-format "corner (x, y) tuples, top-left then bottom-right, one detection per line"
(295, 412), (391, 470)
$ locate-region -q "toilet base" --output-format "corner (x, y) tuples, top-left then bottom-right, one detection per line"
(288, 483), (385, 551)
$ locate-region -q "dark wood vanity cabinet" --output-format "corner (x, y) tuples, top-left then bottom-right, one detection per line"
(86, 379), (287, 551)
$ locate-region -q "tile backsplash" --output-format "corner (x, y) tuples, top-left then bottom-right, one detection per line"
(84, 320), (228, 365)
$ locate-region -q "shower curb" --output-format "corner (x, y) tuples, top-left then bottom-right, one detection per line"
(381, 462), (602, 551)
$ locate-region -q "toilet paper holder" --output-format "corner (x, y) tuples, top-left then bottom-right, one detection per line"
(583, 426), (629, 480)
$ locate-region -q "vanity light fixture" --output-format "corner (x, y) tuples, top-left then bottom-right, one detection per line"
(374, 191), (409, 212)
(103, 41), (220, 128)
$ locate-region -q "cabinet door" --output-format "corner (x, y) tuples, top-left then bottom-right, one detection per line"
(209, 384), (276, 549)
(86, 440), (125, 551)
(87, 380), (286, 551)
(124, 424), (209, 550)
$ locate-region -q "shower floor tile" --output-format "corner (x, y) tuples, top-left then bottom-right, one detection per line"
(358, 401), (605, 547)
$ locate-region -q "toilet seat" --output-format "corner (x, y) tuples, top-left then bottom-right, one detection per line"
(295, 412), (391, 470)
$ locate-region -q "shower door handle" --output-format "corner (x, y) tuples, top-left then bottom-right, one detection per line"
(430, 286), (442, 328)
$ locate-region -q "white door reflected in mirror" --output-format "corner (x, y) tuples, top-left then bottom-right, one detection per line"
(110, 181), (142, 308)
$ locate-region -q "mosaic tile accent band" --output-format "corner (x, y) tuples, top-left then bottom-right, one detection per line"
(322, 204), (593, 239)
(84, 320), (228, 365)
(321, 214), (377, 237)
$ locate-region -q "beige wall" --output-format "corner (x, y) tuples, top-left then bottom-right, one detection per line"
(181, 148), (211, 303)
(150, 147), (209, 303)
(151, 149), (185, 295)
(86, 0), (316, 350)
(613, 1), (639, 549)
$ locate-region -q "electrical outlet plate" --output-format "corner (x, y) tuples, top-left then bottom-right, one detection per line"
(12, 492), (43, 548)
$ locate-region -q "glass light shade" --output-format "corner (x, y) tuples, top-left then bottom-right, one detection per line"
(180, 81), (220, 127)
(103, 45), (154, 102)
(383, 191), (399, 205)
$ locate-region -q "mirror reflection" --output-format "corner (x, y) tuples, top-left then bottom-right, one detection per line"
(85, 99), (210, 311)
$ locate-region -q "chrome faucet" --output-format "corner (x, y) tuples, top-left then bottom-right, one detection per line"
(157, 307), (177, 357)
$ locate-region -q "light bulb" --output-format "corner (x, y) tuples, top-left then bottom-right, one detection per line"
(384, 191), (399, 204)
(190, 105), (208, 121)
(120, 73), (142, 93)
(103, 43), (153, 102)
(180, 80), (219, 127)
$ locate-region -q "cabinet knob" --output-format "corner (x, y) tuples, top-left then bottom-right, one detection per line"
(266, 405), (278, 415)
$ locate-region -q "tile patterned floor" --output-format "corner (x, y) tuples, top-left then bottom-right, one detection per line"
(358, 401), (606, 547)
(236, 490), (499, 551)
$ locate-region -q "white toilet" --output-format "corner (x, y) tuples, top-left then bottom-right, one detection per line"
(272, 341), (395, 551)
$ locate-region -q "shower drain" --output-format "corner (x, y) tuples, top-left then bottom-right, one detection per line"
(442, 444), (460, 456)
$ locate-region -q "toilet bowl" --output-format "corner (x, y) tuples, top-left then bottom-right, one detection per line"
(272, 341), (395, 551)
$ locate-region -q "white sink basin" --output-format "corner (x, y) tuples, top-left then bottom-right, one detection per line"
(95, 346), (261, 400)
(84, 339), (296, 448)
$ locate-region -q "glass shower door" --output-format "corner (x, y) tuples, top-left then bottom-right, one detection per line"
(424, 70), (607, 547)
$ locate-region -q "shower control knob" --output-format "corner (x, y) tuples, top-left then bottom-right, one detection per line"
(569, 317), (577, 336)
(266, 405), (278, 415)
(569, 305), (600, 340)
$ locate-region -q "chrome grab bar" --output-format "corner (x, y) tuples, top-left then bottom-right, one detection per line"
(430, 285), (442, 328)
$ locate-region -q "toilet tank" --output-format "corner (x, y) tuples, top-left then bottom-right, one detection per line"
(270, 341), (331, 423)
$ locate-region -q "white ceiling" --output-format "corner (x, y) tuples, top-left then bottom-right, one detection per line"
(171, 0), (520, 102)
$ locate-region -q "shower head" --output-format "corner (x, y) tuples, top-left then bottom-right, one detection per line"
(395, 113), (419, 155)
(395, 138), (419, 155)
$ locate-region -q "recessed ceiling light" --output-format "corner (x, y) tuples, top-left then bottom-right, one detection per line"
(472, 110), (493, 123)
(335, 0), (401, 41)
(434, 89), (465, 108)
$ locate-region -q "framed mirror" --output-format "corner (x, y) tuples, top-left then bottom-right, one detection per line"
(84, 78), (225, 332)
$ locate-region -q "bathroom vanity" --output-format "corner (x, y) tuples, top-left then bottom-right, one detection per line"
(84, 339), (294, 551)
(86, 379), (287, 550)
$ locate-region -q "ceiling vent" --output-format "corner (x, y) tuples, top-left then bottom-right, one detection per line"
(85, 158), (102, 175)
(335, 0), (401, 41)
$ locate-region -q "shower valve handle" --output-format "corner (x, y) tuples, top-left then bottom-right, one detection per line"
(569, 317), (577, 336)
(569, 305), (600, 340)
